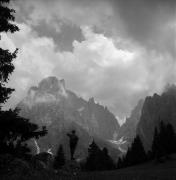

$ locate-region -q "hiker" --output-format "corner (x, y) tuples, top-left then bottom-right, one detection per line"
(67, 130), (79, 160)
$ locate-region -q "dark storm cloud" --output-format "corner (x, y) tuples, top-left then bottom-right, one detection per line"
(13, 0), (175, 54)
(32, 21), (84, 51)
(111, 0), (176, 55)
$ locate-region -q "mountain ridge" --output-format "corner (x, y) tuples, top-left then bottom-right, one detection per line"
(137, 85), (176, 150)
(17, 76), (120, 159)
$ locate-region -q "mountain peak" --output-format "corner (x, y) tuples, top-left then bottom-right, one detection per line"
(38, 76), (66, 94)
(24, 77), (67, 106)
(88, 97), (95, 104)
(18, 77), (120, 159)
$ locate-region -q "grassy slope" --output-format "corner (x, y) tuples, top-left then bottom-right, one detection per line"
(77, 157), (176, 180)
(1, 155), (176, 180)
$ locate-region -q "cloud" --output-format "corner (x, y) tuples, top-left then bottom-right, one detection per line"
(14, 0), (114, 27)
(0, 23), (56, 105)
(112, 0), (176, 56)
(1, 21), (175, 118)
(1, 0), (175, 119)
(13, 0), (176, 54)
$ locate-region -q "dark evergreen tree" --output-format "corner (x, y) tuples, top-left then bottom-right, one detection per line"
(54, 144), (65, 170)
(117, 157), (123, 169)
(151, 121), (176, 160)
(85, 140), (115, 171)
(121, 135), (147, 167)
(85, 140), (102, 171)
(147, 150), (153, 161)
(0, 109), (47, 158)
(0, 0), (19, 33)
(101, 147), (115, 170)
(129, 135), (146, 165)
(165, 123), (176, 154)
(124, 146), (132, 166)
(0, 0), (47, 159)
(159, 121), (167, 157)
(152, 127), (162, 160)
(0, 0), (19, 106)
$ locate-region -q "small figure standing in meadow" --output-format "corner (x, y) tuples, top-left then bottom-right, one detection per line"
(67, 130), (79, 160)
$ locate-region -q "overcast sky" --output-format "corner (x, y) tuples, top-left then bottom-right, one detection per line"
(0, 0), (176, 122)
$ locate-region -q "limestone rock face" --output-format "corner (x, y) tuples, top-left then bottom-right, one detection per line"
(137, 85), (176, 150)
(18, 76), (120, 159)
(116, 99), (144, 150)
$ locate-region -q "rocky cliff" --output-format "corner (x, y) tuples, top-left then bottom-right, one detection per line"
(18, 76), (120, 159)
(137, 85), (176, 151)
(116, 99), (144, 151)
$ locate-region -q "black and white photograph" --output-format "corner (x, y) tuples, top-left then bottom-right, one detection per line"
(0, 0), (176, 179)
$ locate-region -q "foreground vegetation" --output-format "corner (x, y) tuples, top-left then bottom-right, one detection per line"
(1, 154), (176, 180)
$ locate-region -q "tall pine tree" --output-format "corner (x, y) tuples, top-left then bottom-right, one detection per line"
(152, 127), (161, 160)
(0, 0), (47, 159)
(121, 135), (147, 167)
(101, 147), (115, 170)
(152, 121), (176, 160)
(0, 0), (19, 106)
(54, 144), (65, 170)
(85, 140), (102, 171)
(85, 140), (115, 171)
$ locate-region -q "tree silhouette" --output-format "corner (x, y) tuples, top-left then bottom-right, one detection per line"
(117, 157), (123, 169)
(0, 0), (19, 33)
(85, 140), (102, 171)
(0, 0), (19, 106)
(101, 147), (115, 170)
(120, 135), (147, 168)
(118, 121), (176, 168)
(0, 0), (47, 159)
(152, 127), (163, 160)
(151, 121), (176, 160)
(0, 109), (47, 158)
(54, 144), (65, 170)
(85, 140), (115, 171)
(166, 123), (176, 153)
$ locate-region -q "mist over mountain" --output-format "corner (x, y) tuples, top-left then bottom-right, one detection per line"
(137, 85), (176, 151)
(17, 76), (120, 159)
(116, 99), (144, 151)
(17, 76), (176, 159)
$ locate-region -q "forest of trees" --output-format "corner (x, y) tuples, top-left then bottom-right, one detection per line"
(117, 135), (147, 168)
(152, 121), (176, 160)
(50, 122), (176, 172)
(117, 121), (176, 169)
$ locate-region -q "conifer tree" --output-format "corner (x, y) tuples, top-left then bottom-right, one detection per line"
(152, 121), (176, 160)
(130, 135), (146, 165)
(165, 123), (176, 154)
(152, 127), (161, 160)
(54, 144), (65, 169)
(0, 0), (19, 106)
(117, 157), (123, 169)
(85, 140), (102, 171)
(122, 135), (147, 167)
(101, 147), (115, 170)
(85, 140), (115, 171)
(0, 0), (47, 159)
